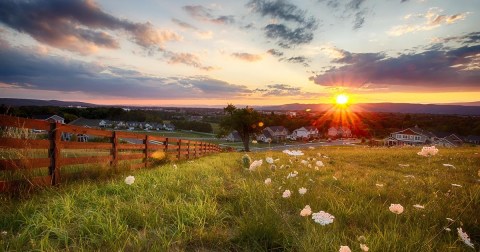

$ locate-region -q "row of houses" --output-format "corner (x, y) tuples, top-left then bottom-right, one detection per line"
(226, 126), (351, 143)
(382, 125), (478, 147)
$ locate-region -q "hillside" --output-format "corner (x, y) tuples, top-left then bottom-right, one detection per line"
(0, 98), (96, 107)
(1, 147), (479, 251)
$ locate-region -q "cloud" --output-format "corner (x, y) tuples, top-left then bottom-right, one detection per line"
(0, 43), (250, 98)
(286, 56), (310, 67)
(438, 32), (480, 45)
(255, 84), (301, 96)
(318, 0), (369, 30)
(388, 8), (469, 36)
(0, 0), (181, 54)
(231, 52), (263, 62)
(172, 18), (198, 30)
(309, 45), (480, 89)
(164, 51), (214, 71)
(171, 18), (213, 39)
(248, 0), (318, 48)
(267, 49), (284, 57)
(183, 5), (235, 25)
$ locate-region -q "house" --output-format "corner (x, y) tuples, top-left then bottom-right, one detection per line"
(226, 131), (242, 142)
(256, 126), (289, 143)
(327, 126), (352, 138)
(433, 133), (463, 147)
(466, 135), (480, 145)
(32, 114), (65, 124)
(69, 118), (104, 128)
(163, 123), (175, 131)
(384, 126), (436, 146)
(291, 126), (319, 140)
(99, 119), (113, 128)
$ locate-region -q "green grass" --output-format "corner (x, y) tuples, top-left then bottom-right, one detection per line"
(1, 147), (479, 251)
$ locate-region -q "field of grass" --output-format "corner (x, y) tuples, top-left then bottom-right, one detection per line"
(1, 146), (479, 251)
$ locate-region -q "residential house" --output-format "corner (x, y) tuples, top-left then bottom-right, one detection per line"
(384, 126), (436, 146)
(432, 132), (464, 147)
(291, 126), (319, 140)
(226, 131), (242, 142)
(256, 126), (289, 143)
(163, 123), (175, 131)
(327, 126), (352, 139)
(32, 114), (65, 124)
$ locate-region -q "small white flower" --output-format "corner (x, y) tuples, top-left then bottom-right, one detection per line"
(1, 231), (7, 236)
(457, 228), (474, 249)
(446, 218), (454, 222)
(315, 160), (324, 167)
(413, 204), (425, 209)
(339, 245), (351, 252)
(375, 183), (384, 187)
(282, 190), (291, 198)
(287, 171), (298, 179)
(389, 204), (404, 214)
(417, 146), (439, 157)
(360, 243), (369, 251)
(300, 205), (312, 216)
(264, 178), (272, 185)
(442, 163), (456, 168)
(298, 187), (307, 195)
(312, 211), (335, 225)
(124, 175), (135, 185)
(398, 164), (410, 167)
(451, 183), (462, 187)
(444, 227), (451, 232)
(266, 157), (274, 164)
(173, 164), (178, 169)
(283, 149), (304, 156)
(252, 140), (257, 144)
(249, 160), (263, 171)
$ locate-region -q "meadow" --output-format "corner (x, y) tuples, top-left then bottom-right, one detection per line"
(0, 146), (479, 251)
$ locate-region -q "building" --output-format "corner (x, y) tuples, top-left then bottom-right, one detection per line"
(226, 131), (242, 142)
(32, 114), (65, 124)
(327, 126), (352, 138)
(256, 126), (289, 143)
(384, 126), (463, 147)
(163, 123), (175, 131)
(291, 126), (319, 140)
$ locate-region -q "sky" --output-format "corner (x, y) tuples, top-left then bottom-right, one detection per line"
(0, 0), (479, 107)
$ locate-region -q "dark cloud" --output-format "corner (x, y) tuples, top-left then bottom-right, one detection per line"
(254, 84), (302, 96)
(231, 52), (263, 62)
(248, 0), (318, 48)
(441, 32), (480, 45)
(172, 18), (198, 30)
(309, 45), (480, 89)
(0, 43), (250, 98)
(267, 49), (284, 57)
(287, 56), (310, 67)
(183, 5), (235, 25)
(318, 0), (369, 30)
(0, 0), (180, 54)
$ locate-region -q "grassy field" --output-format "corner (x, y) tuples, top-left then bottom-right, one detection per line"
(1, 146), (479, 251)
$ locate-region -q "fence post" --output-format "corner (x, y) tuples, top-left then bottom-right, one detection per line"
(187, 141), (190, 159)
(111, 131), (118, 168)
(144, 135), (149, 168)
(49, 122), (61, 185)
(177, 139), (182, 160)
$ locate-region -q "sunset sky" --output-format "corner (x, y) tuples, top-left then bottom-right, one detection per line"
(0, 0), (479, 107)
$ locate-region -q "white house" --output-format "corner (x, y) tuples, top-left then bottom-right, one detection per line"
(327, 126), (352, 138)
(292, 126), (319, 140)
(384, 126), (436, 146)
(33, 114), (65, 124)
(256, 126), (289, 143)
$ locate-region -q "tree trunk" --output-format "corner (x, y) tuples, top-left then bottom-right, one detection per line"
(242, 134), (250, 152)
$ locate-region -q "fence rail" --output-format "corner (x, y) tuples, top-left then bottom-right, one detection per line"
(0, 115), (222, 191)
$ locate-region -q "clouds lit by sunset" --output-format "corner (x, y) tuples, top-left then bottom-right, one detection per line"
(0, 0), (479, 106)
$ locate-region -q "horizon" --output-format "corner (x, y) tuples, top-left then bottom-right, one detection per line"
(1, 0), (479, 106)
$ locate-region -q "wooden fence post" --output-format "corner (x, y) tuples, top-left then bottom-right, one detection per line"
(165, 137), (169, 154)
(111, 131), (118, 168)
(49, 122), (61, 185)
(144, 135), (149, 168)
(177, 139), (182, 160)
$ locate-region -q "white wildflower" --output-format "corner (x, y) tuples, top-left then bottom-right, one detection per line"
(451, 183), (462, 187)
(375, 183), (384, 187)
(124, 175), (135, 185)
(312, 211), (335, 225)
(300, 205), (312, 217)
(249, 159), (263, 171)
(173, 164), (178, 169)
(283, 149), (304, 156)
(446, 218), (454, 222)
(264, 178), (272, 185)
(1, 231), (6, 236)
(413, 204), (425, 209)
(282, 190), (291, 198)
(287, 171), (298, 179)
(360, 244), (369, 251)
(417, 146), (438, 157)
(316, 160), (324, 167)
(339, 245), (351, 252)
(444, 227), (451, 232)
(457, 228), (474, 249)
(389, 204), (404, 214)
(298, 187), (307, 195)
(252, 140), (258, 144)
(443, 163), (456, 169)
(398, 164), (410, 167)
(266, 157), (274, 164)
(301, 160), (309, 165)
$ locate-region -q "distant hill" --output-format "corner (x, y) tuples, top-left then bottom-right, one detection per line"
(257, 103), (480, 116)
(0, 98), (97, 107)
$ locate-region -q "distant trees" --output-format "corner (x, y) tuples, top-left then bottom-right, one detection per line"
(219, 104), (263, 152)
(172, 120), (213, 133)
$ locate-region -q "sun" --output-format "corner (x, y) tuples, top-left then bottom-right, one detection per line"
(335, 94), (349, 105)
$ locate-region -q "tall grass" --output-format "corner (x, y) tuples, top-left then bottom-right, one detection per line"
(1, 146), (479, 251)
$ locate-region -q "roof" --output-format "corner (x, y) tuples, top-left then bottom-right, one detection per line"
(262, 129), (273, 139)
(69, 118), (102, 128)
(410, 126), (436, 138)
(32, 114), (64, 121)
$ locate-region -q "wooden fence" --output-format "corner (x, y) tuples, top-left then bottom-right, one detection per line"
(0, 115), (222, 191)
